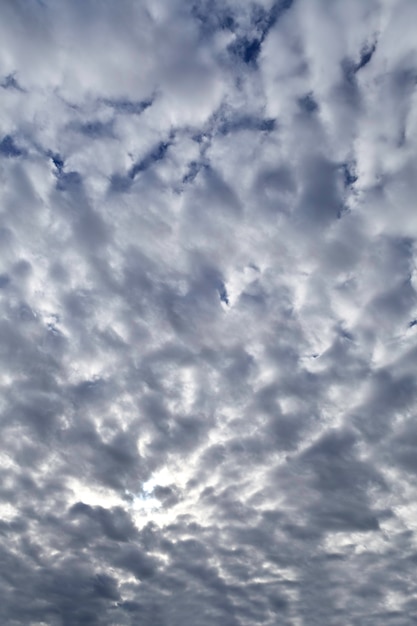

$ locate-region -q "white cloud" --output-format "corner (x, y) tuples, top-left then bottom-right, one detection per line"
(1, 0), (417, 624)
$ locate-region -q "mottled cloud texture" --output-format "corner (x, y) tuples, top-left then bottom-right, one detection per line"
(1, 1), (417, 624)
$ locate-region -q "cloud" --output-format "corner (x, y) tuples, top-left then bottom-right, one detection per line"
(1, 0), (417, 624)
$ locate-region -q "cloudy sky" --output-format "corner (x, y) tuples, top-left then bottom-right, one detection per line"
(1, 0), (417, 624)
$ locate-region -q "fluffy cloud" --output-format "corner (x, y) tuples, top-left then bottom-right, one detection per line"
(1, 0), (417, 624)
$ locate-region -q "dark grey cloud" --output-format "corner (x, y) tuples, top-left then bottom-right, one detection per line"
(1, 0), (417, 624)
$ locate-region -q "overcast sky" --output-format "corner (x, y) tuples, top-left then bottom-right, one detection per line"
(1, 0), (417, 624)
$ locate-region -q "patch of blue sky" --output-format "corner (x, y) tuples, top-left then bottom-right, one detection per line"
(0, 135), (24, 158)
(129, 141), (171, 180)
(103, 97), (153, 115)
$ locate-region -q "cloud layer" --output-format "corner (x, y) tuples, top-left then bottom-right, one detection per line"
(1, 0), (417, 624)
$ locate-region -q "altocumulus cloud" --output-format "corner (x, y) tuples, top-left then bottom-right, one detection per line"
(1, 0), (417, 624)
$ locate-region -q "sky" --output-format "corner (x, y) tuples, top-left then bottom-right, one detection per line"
(1, 0), (417, 624)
